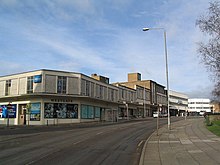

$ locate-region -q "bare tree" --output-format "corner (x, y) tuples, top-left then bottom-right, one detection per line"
(196, 1), (220, 99)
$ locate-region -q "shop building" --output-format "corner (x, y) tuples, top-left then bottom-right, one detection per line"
(114, 83), (149, 118)
(0, 70), (120, 125)
(114, 84), (138, 119)
(0, 70), (169, 125)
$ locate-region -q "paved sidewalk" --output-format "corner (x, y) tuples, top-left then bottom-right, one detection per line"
(139, 118), (220, 165)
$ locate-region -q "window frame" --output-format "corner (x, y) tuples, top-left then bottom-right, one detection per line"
(5, 80), (11, 96)
(57, 76), (67, 94)
(27, 76), (34, 94)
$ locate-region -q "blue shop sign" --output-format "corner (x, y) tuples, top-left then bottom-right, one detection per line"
(0, 104), (17, 118)
(34, 75), (42, 83)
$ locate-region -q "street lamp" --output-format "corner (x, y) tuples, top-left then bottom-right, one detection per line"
(56, 110), (59, 125)
(126, 103), (129, 120)
(143, 85), (146, 117)
(123, 101), (129, 120)
(142, 27), (171, 130)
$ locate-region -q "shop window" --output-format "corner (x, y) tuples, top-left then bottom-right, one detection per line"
(30, 103), (41, 121)
(81, 105), (88, 118)
(55, 103), (67, 118)
(66, 104), (78, 118)
(44, 103), (56, 118)
(81, 105), (94, 119)
(0, 104), (16, 118)
(44, 103), (78, 119)
(95, 107), (101, 118)
(88, 106), (94, 118)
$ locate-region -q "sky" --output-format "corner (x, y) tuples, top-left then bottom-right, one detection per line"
(0, 0), (214, 99)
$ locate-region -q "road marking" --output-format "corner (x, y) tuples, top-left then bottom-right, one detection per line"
(96, 132), (103, 135)
(148, 141), (180, 144)
(73, 141), (82, 145)
(180, 139), (193, 144)
(138, 140), (144, 147)
(188, 150), (203, 153)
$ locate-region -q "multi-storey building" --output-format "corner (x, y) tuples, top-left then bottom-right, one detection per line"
(169, 90), (188, 116)
(113, 84), (138, 118)
(0, 70), (120, 125)
(188, 98), (212, 115)
(113, 73), (167, 117)
(0, 70), (168, 125)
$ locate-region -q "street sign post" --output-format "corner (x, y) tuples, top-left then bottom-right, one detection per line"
(157, 104), (163, 136)
(7, 103), (12, 127)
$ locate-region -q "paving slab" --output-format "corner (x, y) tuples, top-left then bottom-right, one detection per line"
(139, 118), (220, 165)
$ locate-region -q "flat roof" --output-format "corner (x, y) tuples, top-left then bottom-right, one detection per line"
(0, 69), (81, 78)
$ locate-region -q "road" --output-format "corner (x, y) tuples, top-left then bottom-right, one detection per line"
(0, 117), (183, 165)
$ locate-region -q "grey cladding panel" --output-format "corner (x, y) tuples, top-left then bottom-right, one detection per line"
(0, 81), (5, 96)
(68, 77), (79, 95)
(19, 78), (26, 94)
(11, 79), (18, 95)
(45, 75), (56, 93)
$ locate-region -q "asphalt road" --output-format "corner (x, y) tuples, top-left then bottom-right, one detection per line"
(0, 117), (183, 165)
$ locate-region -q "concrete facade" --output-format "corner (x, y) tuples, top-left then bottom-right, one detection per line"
(169, 90), (188, 116)
(0, 70), (120, 125)
(0, 70), (169, 125)
(188, 98), (212, 115)
(113, 73), (167, 117)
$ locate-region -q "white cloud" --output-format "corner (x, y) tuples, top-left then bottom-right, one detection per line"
(0, 0), (215, 99)
(0, 0), (18, 6)
(185, 84), (214, 99)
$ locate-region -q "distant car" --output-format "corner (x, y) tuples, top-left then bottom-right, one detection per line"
(161, 113), (168, 117)
(153, 112), (159, 118)
(199, 111), (205, 116)
(153, 112), (168, 118)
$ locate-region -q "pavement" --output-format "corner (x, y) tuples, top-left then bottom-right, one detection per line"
(139, 118), (220, 165)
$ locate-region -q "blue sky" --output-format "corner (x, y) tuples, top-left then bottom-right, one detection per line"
(0, 0), (213, 98)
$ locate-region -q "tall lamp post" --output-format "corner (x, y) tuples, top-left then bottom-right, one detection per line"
(142, 27), (170, 130)
(143, 85), (145, 117)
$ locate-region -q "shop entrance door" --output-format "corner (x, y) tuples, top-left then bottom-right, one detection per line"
(18, 105), (27, 125)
